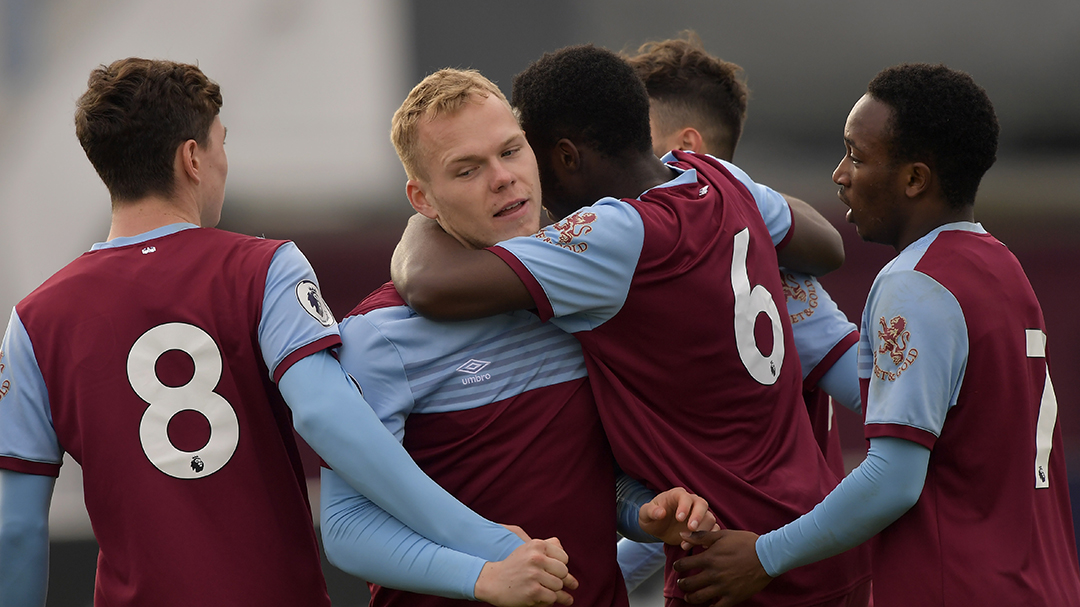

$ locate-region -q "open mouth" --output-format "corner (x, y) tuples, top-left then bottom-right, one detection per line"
(494, 199), (526, 218)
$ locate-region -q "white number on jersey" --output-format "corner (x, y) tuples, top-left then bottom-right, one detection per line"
(1028, 329), (1058, 489)
(731, 228), (785, 385)
(128, 323), (239, 479)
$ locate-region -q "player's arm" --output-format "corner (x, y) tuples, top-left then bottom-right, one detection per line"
(816, 344), (861, 413)
(616, 473), (714, 546)
(262, 244), (522, 561)
(673, 436), (928, 606)
(777, 194), (844, 276)
(0, 470), (54, 607)
(391, 214), (533, 320)
(320, 468), (576, 605)
(279, 351), (522, 562)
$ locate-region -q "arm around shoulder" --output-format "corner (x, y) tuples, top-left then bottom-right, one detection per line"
(390, 214), (534, 320)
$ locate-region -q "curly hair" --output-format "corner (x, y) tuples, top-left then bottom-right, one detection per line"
(391, 68), (509, 180)
(75, 58), (222, 203)
(868, 63), (998, 209)
(626, 31), (748, 156)
(511, 44), (653, 159)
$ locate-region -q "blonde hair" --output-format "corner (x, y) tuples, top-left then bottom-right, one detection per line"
(391, 68), (509, 180)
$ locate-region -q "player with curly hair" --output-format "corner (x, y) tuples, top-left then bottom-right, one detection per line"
(674, 63), (1080, 607)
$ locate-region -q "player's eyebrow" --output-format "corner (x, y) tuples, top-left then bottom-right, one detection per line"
(843, 136), (862, 154)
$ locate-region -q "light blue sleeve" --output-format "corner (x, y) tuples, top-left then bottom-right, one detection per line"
(816, 345), (860, 414)
(617, 538), (666, 594)
(320, 468), (486, 599)
(278, 350), (522, 564)
(781, 270), (858, 381)
(0, 469), (54, 607)
(615, 473), (659, 543)
(715, 158), (791, 246)
(0, 310), (63, 468)
(259, 243), (340, 380)
(493, 199), (645, 332)
(861, 270), (966, 436)
(756, 436), (928, 576)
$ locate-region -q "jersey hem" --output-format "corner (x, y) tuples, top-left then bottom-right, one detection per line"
(273, 334), (343, 383)
(865, 423), (938, 450)
(0, 455), (61, 477)
(805, 330), (858, 389)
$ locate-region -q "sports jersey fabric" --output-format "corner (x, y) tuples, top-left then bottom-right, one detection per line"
(327, 282), (628, 606)
(0, 224), (334, 606)
(616, 271), (860, 589)
(858, 222), (1080, 606)
(782, 269), (860, 477)
(488, 151), (870, 605)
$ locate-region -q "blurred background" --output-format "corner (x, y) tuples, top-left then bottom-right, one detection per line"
(1, 1), (1077, 605)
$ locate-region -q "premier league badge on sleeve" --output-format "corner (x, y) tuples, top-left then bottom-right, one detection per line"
(295, 280), (335, 327)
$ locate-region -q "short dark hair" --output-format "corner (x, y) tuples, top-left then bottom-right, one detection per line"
(511, 44), (653, 159)
(868, 63), (998, 208)
(75, 57), (223, 202)
(627, 31), (748, 155)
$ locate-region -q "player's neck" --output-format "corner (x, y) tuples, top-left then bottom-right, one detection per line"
(107, 194), (202, 241)
(895, 200), (976, 252)
(598, 153), (677, 200)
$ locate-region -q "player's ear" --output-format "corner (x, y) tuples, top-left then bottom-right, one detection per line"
(904, 162), (932, 199)
(406, 180), (438, 219)
(552, 138), (580, 173)
(678, 127), (705, 154)
(177, 139), (200, 184)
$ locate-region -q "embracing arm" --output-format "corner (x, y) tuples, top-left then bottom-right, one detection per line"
(776, 195), (844, 276)
(320, 468), (576, 605)
(390, 214), (533, 320)
(279, 350), (521, 561)
(0, 470), (54, 607)
(674, 437), (927, 605)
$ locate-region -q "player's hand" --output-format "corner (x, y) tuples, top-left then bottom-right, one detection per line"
(673, 529), (772, 607)
(474, 537), (579, 607)
(639, 486), (718, 547)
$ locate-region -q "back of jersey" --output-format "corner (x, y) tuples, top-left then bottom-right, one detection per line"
(15, 228), (330, 606)
(580, 151), (868, 605)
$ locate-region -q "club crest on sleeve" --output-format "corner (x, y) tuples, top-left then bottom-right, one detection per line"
(295, 280), (335, 327)
(874, 314), (918, 381)
(783, 273), (819, 324)
(534, 211), (597, 253)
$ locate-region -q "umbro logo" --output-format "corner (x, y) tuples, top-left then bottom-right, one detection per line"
(142, 246), (156, 254)
(699, 185), (709, 197)
(456, 359), (491, 374)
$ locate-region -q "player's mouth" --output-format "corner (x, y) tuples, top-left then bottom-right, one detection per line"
(837, 188), (854, 223)
(494, 198), (528, 218)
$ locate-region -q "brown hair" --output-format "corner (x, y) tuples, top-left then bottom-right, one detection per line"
(627, 31), (748, 158)
(391, 68), (508, 180)
(75, 57), (222, 203)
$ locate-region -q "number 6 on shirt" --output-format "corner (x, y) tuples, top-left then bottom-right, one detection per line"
(731, 228), (785, 385)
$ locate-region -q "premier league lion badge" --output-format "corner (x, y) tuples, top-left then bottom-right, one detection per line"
(296, 280), (335, 327)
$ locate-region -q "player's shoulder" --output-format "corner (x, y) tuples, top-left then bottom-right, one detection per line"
(348, 281), (407, 318)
